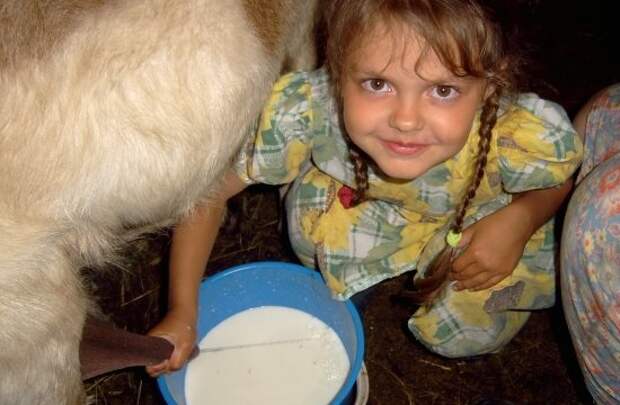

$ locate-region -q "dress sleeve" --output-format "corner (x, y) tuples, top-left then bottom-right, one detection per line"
(233, 71), (315, 186)
(497, 93), (583, 193)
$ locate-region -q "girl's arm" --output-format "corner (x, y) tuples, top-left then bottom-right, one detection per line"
(146, 170), (248, 376)
(450, 178), (573, 291)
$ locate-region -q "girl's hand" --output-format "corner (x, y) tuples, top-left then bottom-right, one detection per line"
(145, 311), (197, 377)
(449, 203), (532, 291)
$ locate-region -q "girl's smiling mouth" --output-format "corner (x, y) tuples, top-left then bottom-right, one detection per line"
(382, 140), (429, 156)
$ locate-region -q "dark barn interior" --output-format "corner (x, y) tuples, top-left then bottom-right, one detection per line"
(82, 1), (619, 404)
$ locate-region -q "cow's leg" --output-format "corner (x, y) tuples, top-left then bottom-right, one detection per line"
(0, 221), (87, 405)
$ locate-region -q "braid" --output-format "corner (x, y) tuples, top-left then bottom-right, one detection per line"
(339, 107), (370, 206)
(404, 88), (502, 305)
(453, 90), (501, 232)
(348, 144), (370, 205)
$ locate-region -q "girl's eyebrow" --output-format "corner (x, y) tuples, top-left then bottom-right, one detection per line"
(416, 69), (478, 85)
(426, 75), (470, 85)
(349, 60), (476, 85)
(351, 67), (469, 86)
(348, 65), (389, 77)
(348, 59), (395, 77)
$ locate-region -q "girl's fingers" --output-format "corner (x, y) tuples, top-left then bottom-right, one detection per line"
(169, 349), (189, 371)
(146, 360), (169, 377)
(471, 274), (506, 291)
(453, 271), (490, 291)
(450, 262), (483, 281)
(451, 249), (476, 273)
(168, 338), (197, 371)
(451, 243), (485, 274)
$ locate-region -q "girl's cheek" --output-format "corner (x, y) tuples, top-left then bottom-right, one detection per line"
(354, 98), (385, 124)
(342, 101), (361, 132)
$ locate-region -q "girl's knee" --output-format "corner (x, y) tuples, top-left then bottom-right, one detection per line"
(407, 308), (530, 359)
(408, 321), (501, 358)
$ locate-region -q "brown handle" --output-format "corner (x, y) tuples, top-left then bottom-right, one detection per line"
(80, 316), (174, 380)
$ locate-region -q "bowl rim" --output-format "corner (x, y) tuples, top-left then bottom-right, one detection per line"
(157, 260), (366, 405)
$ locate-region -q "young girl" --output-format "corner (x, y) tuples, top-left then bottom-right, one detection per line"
(147, 0), (583, 375)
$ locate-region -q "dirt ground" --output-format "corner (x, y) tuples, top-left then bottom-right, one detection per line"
(83, 1), (619, 404)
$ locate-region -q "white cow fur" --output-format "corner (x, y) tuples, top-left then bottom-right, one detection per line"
(0, 0), (318, 403)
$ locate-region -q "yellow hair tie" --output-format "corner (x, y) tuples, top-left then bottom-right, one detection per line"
(446, 230), (462, 248)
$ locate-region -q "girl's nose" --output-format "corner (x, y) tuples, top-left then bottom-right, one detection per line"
(389, 98), (423, 132)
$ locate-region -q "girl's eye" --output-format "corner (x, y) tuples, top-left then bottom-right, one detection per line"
(432, 85), (459, 100)
(431, 85), (459, 100)
(361, 79), (391, 93)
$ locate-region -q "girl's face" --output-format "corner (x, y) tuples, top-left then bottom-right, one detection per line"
(341, 24), (490, 180)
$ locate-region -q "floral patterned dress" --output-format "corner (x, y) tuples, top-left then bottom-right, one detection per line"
(235, 68), (582, 357)
(561, 84), (620, 404)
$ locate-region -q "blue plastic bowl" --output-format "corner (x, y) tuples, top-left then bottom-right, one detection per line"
(157, 261), (365, 405)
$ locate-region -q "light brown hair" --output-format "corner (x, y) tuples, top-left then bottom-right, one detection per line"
(324, 0), (522, 302)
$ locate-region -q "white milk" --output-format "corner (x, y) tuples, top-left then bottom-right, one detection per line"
(185, 306), (351, 405)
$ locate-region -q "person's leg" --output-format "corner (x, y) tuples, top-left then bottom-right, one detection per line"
(561, 84), (620, 404)
(561, 155), (620, 404)
(407, 289), (531, 358)
(408, 222), (555, 358)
